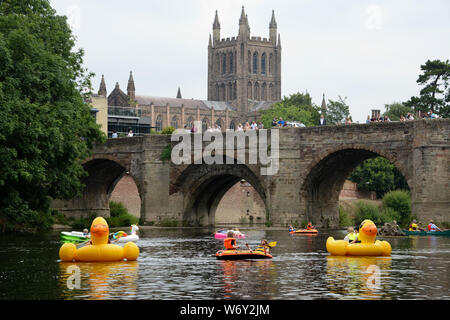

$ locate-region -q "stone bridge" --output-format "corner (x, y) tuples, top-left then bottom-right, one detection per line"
(53, 119), (450, 228)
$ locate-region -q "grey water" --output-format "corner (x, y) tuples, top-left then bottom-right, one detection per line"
(0, 228), (449, 300)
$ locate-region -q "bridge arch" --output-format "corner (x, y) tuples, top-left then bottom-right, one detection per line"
(300, 144), (411, 228)
(174, 161), (268, 226)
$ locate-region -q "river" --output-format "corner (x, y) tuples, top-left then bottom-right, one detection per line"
(0, 228), (449, 300)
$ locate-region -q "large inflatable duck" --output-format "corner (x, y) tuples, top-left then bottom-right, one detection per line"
(326, 219), (391, 256)
(59, 217), (139, 262)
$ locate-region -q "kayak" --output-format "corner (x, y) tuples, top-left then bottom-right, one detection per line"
(402, 230), (450, 236)
(289, 228), (318, 234)
(214, 232), (246, 239)
(215, 249), (272, 260)
(60, 231), (90, 243)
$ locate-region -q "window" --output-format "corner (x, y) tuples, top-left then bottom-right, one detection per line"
(261, 53), (266, 74)
(171, 116), (178, 129)
(202, 118), (209, 132)
(261, 83), (267, 100)
(230, 120), (235, 130)
(247, 82), (252, 99)
(254, 82), (260, 101)
(248, 51), (251, 73)
(156, 115), (162, 131)
(253, 52), (258, 74)
(222, 54), (226, 75)
(229, 52), (233, 74)
(186, 116), (194, 129)
(269, 53), (273, 74)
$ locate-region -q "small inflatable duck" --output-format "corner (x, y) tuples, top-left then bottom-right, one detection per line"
(59, 217), (139, 262)
(326, 219), (391, 256)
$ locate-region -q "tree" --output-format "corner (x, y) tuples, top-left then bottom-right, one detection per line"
(404, 59), (450, 118)
(0, 0), (105, 232)
(260, 92), (320, 128)
(349, 157), (409, 198)
(383, 102), (413, 121)
(326, 96), (350, 124)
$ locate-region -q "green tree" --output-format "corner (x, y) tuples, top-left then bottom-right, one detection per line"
(349, 157), (409, 198)
(0, 0), (105, 232)
(260, 92), (320, 128)
(325, 95), (350, 124)
(383, 102), (413, 121)
(404, 59), (450, 118)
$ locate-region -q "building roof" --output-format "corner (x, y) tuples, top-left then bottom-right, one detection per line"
(135, 95), (236, 111)
(248, 100), (278, 112)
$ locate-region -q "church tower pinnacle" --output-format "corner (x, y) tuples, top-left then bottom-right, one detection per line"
(127, 71), (135, 104)
(98, 74), (107, 97)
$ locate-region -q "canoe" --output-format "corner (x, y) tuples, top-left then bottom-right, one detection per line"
(215, 249), (272, 260)
(289, 228), (318, 234)
(214, 232), (246, 239)
(402, 230), (450, 236)
(60, 231), (90, 243)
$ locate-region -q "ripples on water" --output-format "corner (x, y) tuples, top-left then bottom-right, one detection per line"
(0, 228), (449, 300)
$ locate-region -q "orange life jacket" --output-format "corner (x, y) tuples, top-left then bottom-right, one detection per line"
(224, 237), (237, 250)
(307, 223), (313, 230)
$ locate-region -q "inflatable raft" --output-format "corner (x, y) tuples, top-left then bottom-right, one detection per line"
(60, 231), (89, 243)
(214, 232), (246, 239)
(215, 249), (272, 260)
(289, 228), (318, 235)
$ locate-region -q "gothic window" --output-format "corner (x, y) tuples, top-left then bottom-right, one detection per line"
(261, 53), (266, 75)
(216, 118), (222, 130)
(156, 115), (162, 131)
(215, 84), (219, 100)
(229, 52), (233, 74)
(186, 116), (194, 129)
(222, 53), (227, 75)
(171, 116), (178, 129)
(202, 117), (209, 132)
(254, 82), (260, 101)
(269, 83), (274, 101)
(220, 83), (226, 100)
(233, 82), (237, 100)
(230, 120), (235, 130)
(248, 51), (251, 73)
(269, 53), (273, 74)
(261, 83), (267, 100)
(240, 44), (244, 64)
(253, 52), (258, 74)
(216, 53), (220, 73)
(247, 82), (252, 100)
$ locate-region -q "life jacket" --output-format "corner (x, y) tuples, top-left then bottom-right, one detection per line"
(306, 223), (313, 230)
(428, 224), (438, 231)
(347, 232), (357, 241)
(224, 237), (237, 250)
(409, 223), (419, 231)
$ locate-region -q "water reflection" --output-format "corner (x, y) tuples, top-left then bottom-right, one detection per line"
(59, 261), (139, 299)
(326, 256), (392, 299)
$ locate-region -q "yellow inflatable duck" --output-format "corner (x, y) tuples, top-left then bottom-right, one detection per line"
(59, 217), (139, 262)
(326, 219), (391, 256)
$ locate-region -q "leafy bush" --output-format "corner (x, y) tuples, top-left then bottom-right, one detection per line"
(382, 190), (411, 227)
(160, 144), (172, 162)
(107, 201), (139, 227)
(339, 205), (354, 227)
(161, 126), (176, 135)
(354, 201), (383, 226)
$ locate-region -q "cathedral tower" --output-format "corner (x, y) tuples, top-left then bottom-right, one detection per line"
(207, 7), (282, 118)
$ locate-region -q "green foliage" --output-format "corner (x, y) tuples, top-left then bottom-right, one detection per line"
(107, 201), (138, 227)
(383, 102), (414, 121)
(0, 0), (105, 232)
(160, 217), (179, 227)
(382, 190), (412, 227)
(326, 96), (350, 124)
(404, 59), (450, 118)
(260, 92), (320, 128)
(354, 201), (382, 227)
(161, 126), (176, 135)
(350, 157), (409, 198)
(339, 206), (353, 227)
(160, 144), (172, 162)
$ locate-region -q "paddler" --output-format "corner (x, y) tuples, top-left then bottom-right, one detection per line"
(257, 239), (272, 254)
(306, 222), (314, 230)
(344, 227), (358, 243)
(224, 231), (239, 250)
(427, 220), (442, 232)
(409, 219), (423, 231)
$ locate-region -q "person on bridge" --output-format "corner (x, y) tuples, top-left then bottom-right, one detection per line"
(224, 231), (239, 250)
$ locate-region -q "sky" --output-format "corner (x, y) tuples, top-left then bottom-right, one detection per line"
(50, 0), (450, 122)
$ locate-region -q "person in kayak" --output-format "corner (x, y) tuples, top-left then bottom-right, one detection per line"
(306, 222), (314, 230)
(288, 225), (296, 232)
(257, 239), (272, 254)
(427, 220), (442, 232)
(409, 219), (424, 231)
(344, 227), (358, 243)
(224, 231), (239, 250)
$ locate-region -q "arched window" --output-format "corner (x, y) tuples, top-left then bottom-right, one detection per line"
(253, 52), (258, 74)
(247, 82), (252, 100)
(228, 83), (233, 101)
(216, 118), (222, 130)
(171, 116), (178, 129)
(261, 53), (266, 75)
(269, 53), (273, 74)
(269, 83), (274, 101)
(220, 83), (226, 100)
(186, 116), (194, 129)
(230, 120), (236, 130)
(233, 82), (237, 100)
(156, 115), (162, 131)
(216, 53), (220, 73)
(254, 82), (260, 101)
(229, 52), (233, 74)
(202, 117), (209, 132)
(261, 83), (267, 100)
(222, 53), (227, 75)
(240, 44), (244, 64)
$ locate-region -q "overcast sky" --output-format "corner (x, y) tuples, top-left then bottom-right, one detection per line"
(50, 0), (449, 122)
